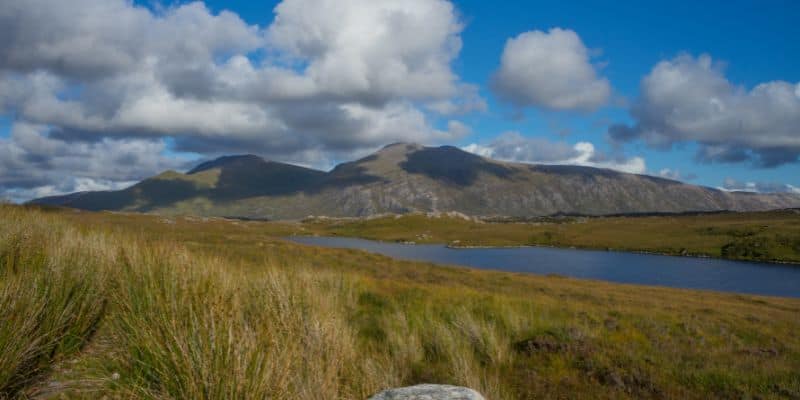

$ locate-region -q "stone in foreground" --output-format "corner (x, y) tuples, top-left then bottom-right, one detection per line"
(368, 384), (485, 400)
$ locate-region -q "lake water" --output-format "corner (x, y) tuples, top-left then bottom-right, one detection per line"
(288, 236), (800, 298)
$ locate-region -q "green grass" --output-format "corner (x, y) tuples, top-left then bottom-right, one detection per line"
(1, 205), (799, 399)
(298, 211), (800, 263)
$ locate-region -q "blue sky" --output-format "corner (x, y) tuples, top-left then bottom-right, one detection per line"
(135, 0), (800, 188)
(1, 0), (799, 199)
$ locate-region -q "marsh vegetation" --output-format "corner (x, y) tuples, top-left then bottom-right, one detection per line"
(1, 206), (799, 399)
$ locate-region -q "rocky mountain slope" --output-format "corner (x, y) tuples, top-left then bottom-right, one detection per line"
(31, 143), (800, 219)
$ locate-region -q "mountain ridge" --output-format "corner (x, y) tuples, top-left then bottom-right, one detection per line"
(30, 143), (800, 219)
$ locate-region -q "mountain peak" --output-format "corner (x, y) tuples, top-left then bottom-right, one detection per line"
(377, 143), (479, 158)
(381, 142), (422, 149)
(27, 143), (800, 219)
(371, 142), (491, 161)
(376, 142), (425, 154)
(187, 154), (266, 174)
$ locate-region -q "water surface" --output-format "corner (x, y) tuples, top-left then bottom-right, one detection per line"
(288, 236), (800, 298)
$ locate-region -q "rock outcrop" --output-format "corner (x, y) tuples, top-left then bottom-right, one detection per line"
(367, 384), (485, 400)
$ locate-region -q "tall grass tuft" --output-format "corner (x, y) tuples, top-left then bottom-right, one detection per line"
(100, 243), (388, 399)
(0, 207), (106, 398)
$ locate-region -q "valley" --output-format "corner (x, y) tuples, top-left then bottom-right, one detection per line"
(2, 205), (800, 399)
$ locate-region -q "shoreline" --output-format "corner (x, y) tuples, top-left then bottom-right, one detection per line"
(286, 234), (800, 298)
(292, 233), (800, 266)
(448, 243), (800, 265)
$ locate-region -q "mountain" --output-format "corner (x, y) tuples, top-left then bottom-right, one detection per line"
(30, 143), (800, 219)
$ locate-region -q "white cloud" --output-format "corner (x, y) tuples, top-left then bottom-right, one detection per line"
(609, 54), (800, 167)
(491, 28), (610, 111)
(463, 132), (646, 174)
(720, 178), (800, 194)
(0, 1), (262, 80)
(0, 0), (472, 140)
(0, 0), (482, 200)
(0, 122), (187, 201)
(267, 0), (463, 101)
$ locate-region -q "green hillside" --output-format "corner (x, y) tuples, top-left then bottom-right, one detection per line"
(31, 144), (800, 219)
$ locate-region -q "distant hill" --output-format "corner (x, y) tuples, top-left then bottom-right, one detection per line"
(30, 143), (800, 219)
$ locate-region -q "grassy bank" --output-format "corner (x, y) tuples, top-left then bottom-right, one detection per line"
(299, 210), (800, 264)
(2, 206), (800, 399)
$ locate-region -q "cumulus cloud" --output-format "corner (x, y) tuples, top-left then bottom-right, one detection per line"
(463, 132), (646, 174)
(609, 54), (800, 167)
(0, 0), (480, 200)
(0, 123), (186, 202)
(267, 0), (463, 102)
(491, 28), (611, 111)
(720, 178), (800, 194)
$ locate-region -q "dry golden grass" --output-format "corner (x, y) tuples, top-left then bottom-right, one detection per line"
(1, 205), (799, 399)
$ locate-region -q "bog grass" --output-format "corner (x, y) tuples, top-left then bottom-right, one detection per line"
(1, 205), (799, 399)
(0, 208), (107, 398)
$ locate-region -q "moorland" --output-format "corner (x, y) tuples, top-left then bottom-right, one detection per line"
(2, 205), (799, 399)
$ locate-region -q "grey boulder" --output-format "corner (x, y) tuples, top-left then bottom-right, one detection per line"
(367, 384), (485, 400)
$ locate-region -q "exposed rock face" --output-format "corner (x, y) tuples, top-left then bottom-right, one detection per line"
(31, 143), (800, 219)
(368, 384), (485, 400)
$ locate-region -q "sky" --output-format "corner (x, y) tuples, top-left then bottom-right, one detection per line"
(1, 0), (799, 201)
